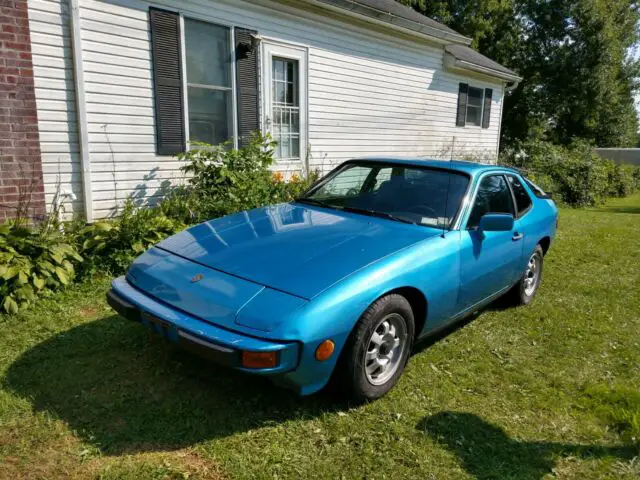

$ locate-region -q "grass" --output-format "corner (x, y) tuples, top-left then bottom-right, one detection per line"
(1, 194), (639, 479)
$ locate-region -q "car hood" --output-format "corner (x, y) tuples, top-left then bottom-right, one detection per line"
(156, 203), (436, 299)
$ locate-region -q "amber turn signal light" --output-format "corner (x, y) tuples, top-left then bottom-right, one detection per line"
(315, 339), (335, 362)
(241, 350), (278, 369)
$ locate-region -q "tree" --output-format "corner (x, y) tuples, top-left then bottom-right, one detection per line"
(399, 0), (640, 148)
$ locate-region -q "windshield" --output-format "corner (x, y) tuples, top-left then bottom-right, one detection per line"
(297, 161), (470, 228)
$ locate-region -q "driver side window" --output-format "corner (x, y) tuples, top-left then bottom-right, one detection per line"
(467, 175), (514, 229)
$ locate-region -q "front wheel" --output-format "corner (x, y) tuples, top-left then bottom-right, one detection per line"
(508, 244), (544, 305)
(335, 294), (414, 402)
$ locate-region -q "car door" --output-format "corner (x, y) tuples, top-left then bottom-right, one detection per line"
(457, 174), (525, 311)
(506, 173), (535, 270)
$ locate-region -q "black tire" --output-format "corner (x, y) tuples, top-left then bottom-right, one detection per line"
(334, 294), (415, 402)
(508, 244), (544, 306)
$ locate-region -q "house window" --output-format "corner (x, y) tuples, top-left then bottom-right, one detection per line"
(456, 83), (493, 129)
(271, 57), (300, 160)
(465, 86), (484, 126)
(148, 8), (261, 155)
(184, 18), (232, 146)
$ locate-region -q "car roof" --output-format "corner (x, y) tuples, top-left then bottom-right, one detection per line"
(348, 157), (519, 177)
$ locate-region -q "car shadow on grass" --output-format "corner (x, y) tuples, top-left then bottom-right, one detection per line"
(4, 315), (349, 455)
(417, 411), (638, 480)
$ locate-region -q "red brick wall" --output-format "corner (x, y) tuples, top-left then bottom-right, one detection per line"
(0, 0), (44, 222)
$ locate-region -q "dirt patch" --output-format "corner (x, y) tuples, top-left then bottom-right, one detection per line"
(78, 306), (100, 318)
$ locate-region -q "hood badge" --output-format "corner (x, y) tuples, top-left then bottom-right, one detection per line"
(191, 274), (204, 283)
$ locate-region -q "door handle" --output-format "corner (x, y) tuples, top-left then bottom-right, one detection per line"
(512, 232), (524, 241)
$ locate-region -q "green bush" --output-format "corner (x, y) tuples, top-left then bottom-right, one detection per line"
(0, 223), (82, 314)
(609, 164), (637, 197)
(500, 140), (640, 207)
(70, 200), (185, 277)
(178, 133), (316, 222)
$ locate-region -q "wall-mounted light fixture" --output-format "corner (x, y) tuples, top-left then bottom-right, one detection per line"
(236, 33), (263, 60)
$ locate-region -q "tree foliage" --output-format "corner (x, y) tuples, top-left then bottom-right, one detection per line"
(399, 0), (640, 148)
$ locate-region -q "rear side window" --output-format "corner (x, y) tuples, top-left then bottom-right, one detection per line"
(507, 175), (533, 216)
(524, 178), (549, 199)
(467, 175), (515, 229)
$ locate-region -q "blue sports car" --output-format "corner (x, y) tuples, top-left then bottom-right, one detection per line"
(108, 158), (557, 401)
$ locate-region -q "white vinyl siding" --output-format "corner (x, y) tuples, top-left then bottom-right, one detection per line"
(28, 0), (504, 219)
(28, 0), (83, 215)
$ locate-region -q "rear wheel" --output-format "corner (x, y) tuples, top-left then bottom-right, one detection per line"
(335, 294), (414, 402)
(508, 244), (544, 305)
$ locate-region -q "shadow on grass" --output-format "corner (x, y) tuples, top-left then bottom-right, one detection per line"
(596, 206), (640, 214)
(4, 315), (348, 455)
(417, 412), (638, 480)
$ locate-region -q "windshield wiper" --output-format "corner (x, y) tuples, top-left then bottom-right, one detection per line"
(294, 197), (342, 210)
(342, 206), (416, 225)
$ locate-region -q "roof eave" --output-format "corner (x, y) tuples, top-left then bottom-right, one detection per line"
(444, 54), (522, 84)
(301, 0), (472, 46)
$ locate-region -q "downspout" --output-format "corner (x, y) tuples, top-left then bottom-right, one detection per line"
(496, 80), (519, 161)
(68, 0), (93, 222)
(495, 82), (506, 162)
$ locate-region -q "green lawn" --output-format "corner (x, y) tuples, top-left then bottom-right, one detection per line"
(1, 195), (639, 479)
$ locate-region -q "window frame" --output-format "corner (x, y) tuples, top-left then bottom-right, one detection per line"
(456, 83), (493, 128)
(465, 86), (485, 127)
(179, 14), (239, 150)
(301, 159), (473, 230)
(464, 173), (516, 230)
(505, 173), (533, 219)
(261, 41), (309, 169)
(271, 56), (301, 161)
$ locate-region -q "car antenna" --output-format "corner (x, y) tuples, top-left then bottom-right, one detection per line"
(441, 136), (455, 238)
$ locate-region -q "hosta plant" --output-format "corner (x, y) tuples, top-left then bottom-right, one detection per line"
(72, 200), (185, 276)
(0, 224), (82, 314)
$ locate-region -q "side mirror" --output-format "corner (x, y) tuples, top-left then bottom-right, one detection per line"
(478, 213), (514, 232)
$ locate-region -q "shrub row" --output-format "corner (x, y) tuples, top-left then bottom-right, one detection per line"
(0, 134), (316, 314)
(500, 140), (640, 207)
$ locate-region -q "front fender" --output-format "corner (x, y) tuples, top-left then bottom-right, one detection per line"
(272, 231), (461, 393)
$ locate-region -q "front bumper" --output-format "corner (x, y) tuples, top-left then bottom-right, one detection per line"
(108, 276), (300, 375)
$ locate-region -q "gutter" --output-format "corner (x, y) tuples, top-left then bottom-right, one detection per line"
(68, 0), (93, 222)
(457, 60), (522, 83)
(302, 0), (472, 46)
(444, 52), (522, 84)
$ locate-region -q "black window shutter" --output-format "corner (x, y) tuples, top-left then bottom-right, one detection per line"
(482, 88), (493, 129)
(235, 28), (260, 147)
(149, 8), (185, 155)
(456, 83), (468, 127)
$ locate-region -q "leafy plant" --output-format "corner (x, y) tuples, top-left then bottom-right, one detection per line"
(71, 200), (185, 276)
(0, 223), (82, 314)
(177, 133), (317, 222)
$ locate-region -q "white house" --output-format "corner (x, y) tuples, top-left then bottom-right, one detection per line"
(23, 0), (521, 221)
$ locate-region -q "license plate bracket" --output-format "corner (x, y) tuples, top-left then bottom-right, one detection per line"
(141, 311), (173, 338)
